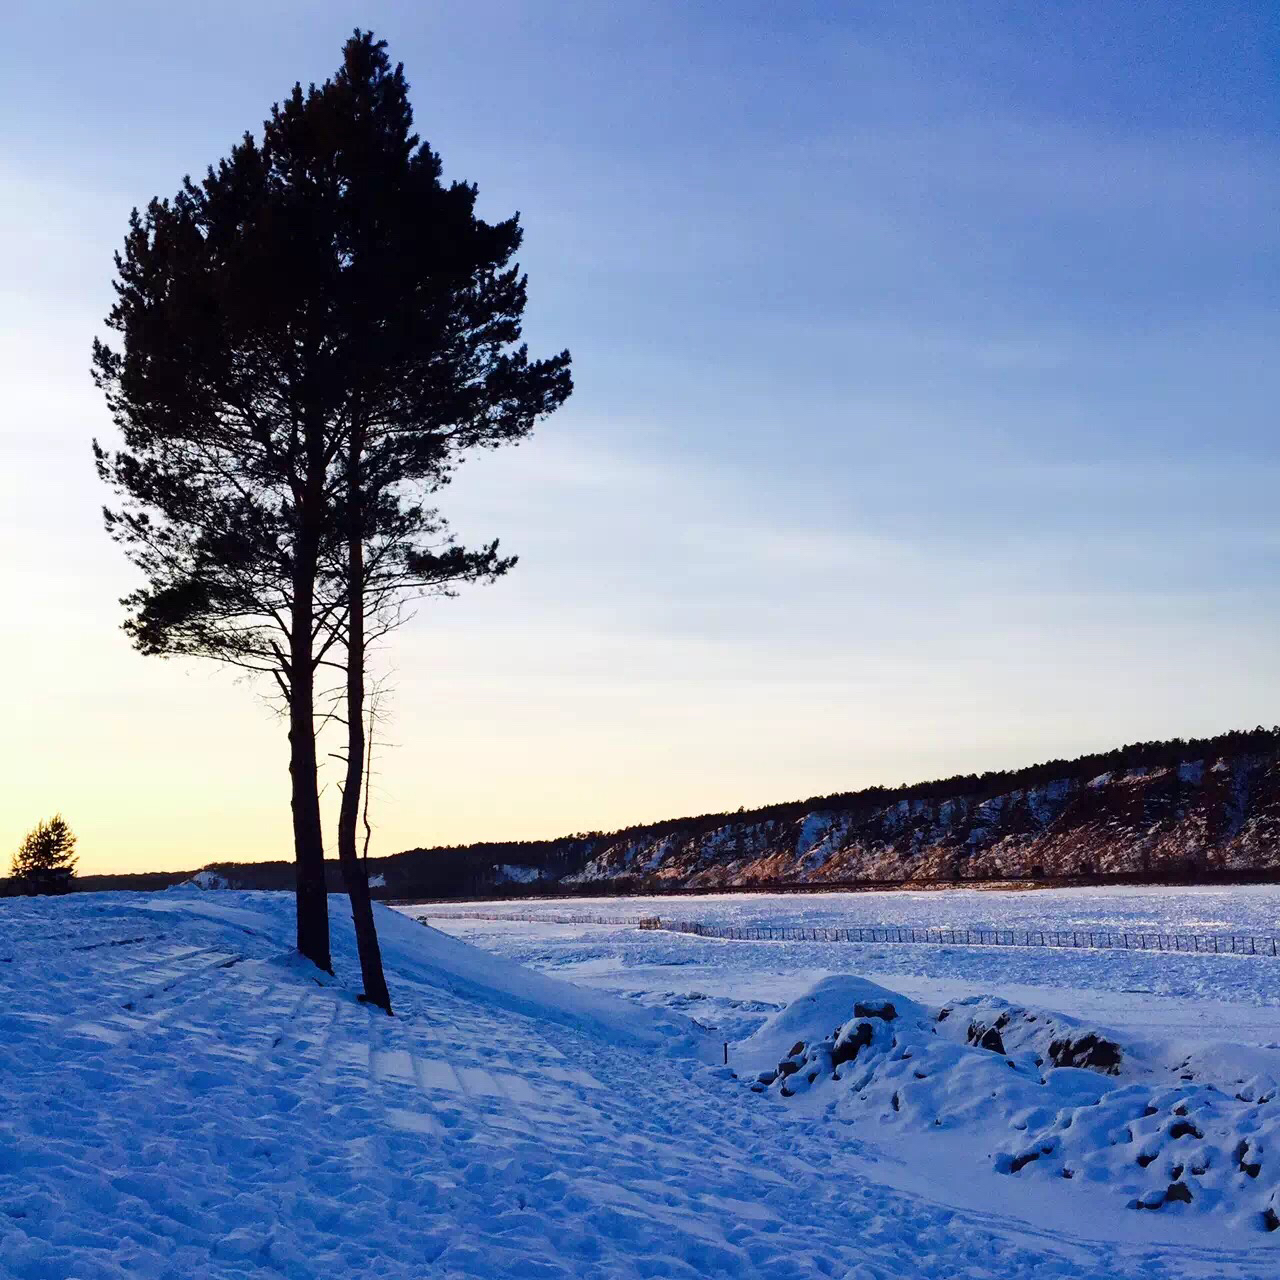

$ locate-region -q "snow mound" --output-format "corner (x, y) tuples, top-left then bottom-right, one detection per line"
(134, 892), (715, 1060)
(381, 905), (717, 1059)
(180, 869), (233, 890)
(736, 975), (918, 1073)
(740, 976), (1280, 1232)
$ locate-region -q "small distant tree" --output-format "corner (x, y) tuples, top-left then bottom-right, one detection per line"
(10, 816), (78, 895)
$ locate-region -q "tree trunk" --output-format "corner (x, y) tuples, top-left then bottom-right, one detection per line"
(337, 417), (392, 1013)
(289, 530), (332, 974)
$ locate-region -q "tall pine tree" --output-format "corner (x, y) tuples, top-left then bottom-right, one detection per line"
(10, 816), (78, 895)
(94, 30), (571, 1007)
(323, 33), (572, 1012)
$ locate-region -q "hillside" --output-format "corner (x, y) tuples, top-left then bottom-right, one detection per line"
(11, 890), (1270, 1276)
(120, 726), (1280, 899)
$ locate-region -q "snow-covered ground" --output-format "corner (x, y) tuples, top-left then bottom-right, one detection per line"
(3, 887), (1279, 1277)
(405, 886), (1280, 1032)
(409, 883), (1280, 934)
(401, 886), (1280, 1270)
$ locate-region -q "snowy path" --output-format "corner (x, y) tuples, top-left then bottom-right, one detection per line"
(1, 894), (1275, 1278)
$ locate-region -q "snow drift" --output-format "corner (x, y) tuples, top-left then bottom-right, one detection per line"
(739, 975), (1280, 1232)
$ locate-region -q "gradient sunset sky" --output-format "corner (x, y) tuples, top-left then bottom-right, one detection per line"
(3, 2), (1278, 874)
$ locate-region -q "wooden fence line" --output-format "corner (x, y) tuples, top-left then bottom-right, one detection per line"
(419, 910), (1280, 957)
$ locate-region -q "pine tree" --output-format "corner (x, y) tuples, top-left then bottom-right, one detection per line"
(10, 816), (78, 895)
(90, 38), (379, 974)
(92, 29), (571, 1008)
(320, 33), (572, 1014)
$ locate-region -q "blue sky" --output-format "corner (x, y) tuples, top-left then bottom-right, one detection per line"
(2, 2), (1278, 871)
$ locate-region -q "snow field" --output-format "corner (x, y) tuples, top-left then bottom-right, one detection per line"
(404, 885), (1280, 1270)
(412, 883), (1280, 937)
(3, 888), (1278, 1277)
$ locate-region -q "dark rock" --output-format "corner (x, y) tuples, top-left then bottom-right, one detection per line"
(1235, 1140), (1262, 1178)
(967, 1024), (1006, 1055)
(788, 1041), (806, 1058)
(1165, 1181), (1192, 1204)
(1168, 1121), (1202, 1141)
(853, 1000), (897, 1022)
(1047, 1033), (1122, 1075)
(1264, 1208), (1280, 1232)
(832, 1021), (874, 1068)
(1009, 1151), (1039, 1173)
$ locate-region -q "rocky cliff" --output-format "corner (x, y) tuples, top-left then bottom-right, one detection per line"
(384, 728), (1280, 895)
(147, 727), (1280, 898)
(554, 754), (1280, 889)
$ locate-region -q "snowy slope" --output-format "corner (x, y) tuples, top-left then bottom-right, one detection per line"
(2, 892), (1277, 1278)
(739, 976), (1280, 1230)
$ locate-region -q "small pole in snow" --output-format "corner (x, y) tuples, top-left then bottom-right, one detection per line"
(724, 1041), (729, 1066)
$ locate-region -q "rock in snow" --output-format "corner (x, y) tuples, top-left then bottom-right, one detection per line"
(738, 976), (1280, 1233)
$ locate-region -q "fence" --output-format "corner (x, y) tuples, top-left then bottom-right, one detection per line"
(418, 910), (1280, 958)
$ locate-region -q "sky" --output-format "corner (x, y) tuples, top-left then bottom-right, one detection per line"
(2, 1), (1278, 875)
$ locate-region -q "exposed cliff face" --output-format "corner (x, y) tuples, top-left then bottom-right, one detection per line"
(154, 730), (1280, 898)
(552, 754), (1280, 890)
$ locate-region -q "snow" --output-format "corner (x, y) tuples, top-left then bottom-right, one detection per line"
(183, 869), (232, 889)
(5, 887), (1280, 1276)
(741, 977), (1280, 1229)
(494, 864), (542, 884)
(401, 885), (1280, 1269)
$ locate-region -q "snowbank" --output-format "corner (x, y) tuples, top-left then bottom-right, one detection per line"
(5, 891), (1278, 1276)
(136, 891), (715, 1060)
(740, 975), (1280, 1231)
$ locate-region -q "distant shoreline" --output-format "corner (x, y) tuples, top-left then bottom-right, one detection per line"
(384, 867), (1280, 908)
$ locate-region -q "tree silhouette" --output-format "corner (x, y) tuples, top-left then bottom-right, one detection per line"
(10, 816), (78, 895)
(93, 29), (571, 1008)
(325, 32), (572, 1012)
